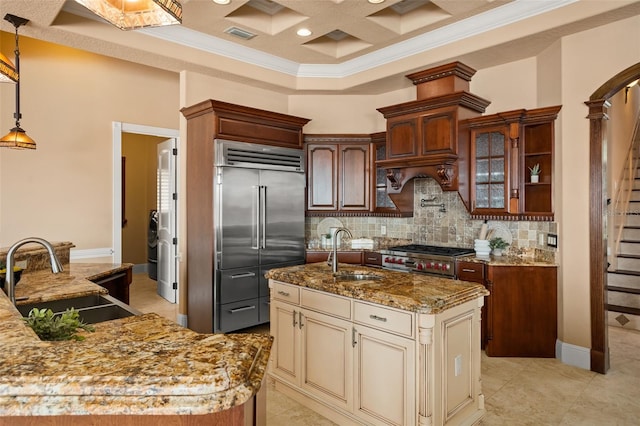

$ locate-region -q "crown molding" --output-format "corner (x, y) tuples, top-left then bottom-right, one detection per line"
(136, 0), (577, 79)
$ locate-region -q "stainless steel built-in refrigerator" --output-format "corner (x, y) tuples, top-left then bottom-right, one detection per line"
(213, 139), (305, 332)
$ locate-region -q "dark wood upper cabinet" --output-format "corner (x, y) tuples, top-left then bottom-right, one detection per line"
(307, 143), (339, 210)
(305, 135), (370, 214)
(460, 105), (561, 221)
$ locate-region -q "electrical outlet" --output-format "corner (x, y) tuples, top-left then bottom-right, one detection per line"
(381, 225), (387, 235)
(547, 233), (558, 248)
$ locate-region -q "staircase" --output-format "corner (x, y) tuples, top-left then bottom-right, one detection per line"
(608, 112), (640, 330)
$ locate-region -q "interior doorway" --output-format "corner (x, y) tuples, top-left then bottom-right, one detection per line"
(112, 122), (180, 303)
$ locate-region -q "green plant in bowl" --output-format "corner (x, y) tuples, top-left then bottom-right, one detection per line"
(23, 308), (95, 341)
(489, 237), (509, 256)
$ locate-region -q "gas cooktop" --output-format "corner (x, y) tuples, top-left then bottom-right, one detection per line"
(386, 244), (475, 257)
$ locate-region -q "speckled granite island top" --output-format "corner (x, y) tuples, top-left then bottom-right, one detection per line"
(265, 262), (489, 314)
(0, 264), (272, 417)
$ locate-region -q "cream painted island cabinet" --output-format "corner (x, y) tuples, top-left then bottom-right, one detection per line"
(266, 263), (489, 426)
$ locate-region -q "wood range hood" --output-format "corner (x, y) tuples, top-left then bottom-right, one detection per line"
(376, 61), (490, 214)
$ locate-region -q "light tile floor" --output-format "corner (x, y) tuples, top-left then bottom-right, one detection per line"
(129, 273), (640, 425)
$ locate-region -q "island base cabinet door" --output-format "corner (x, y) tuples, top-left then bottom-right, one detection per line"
(353, 324), (416, 426)
(270, 300), (300, 385)
(300, 310), (354, 412)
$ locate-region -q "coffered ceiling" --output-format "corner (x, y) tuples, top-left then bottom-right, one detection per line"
(0, 0), (639, 94)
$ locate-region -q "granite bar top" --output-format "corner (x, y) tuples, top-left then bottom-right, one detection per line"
(266, 262), (488, 314)
(11, 263), (130, 306)
(0, 264), (272, 417)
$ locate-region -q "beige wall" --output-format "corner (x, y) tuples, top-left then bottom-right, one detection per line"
(121, 133), (162, 265)
(0, 34), (179, 250)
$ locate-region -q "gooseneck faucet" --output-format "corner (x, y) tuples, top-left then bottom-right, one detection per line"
(327, 228), (353, 274)
(5, 237), (64, 305)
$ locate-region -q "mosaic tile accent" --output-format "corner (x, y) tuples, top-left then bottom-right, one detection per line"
(306, 178), (557, 259)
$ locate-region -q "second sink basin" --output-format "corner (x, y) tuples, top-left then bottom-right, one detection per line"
(16, 294), (141, 324)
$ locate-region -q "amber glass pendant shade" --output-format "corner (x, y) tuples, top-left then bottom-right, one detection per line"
(74, 0), (182, 30)
(0, 127), (36, 150)
(0, 52), (18, 83)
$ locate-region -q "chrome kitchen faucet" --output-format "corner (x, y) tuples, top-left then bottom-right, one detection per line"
(327, 227), (353, 274)
(5, 237), (64, 305)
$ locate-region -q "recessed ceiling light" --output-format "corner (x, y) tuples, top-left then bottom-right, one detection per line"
(213, 0), (231, 4)
(297, 28), (312, 37)
(368, 0), (385, 4)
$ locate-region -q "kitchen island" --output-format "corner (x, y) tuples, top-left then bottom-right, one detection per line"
(0, 263), (271, 426)
(266, 262), (489, 426)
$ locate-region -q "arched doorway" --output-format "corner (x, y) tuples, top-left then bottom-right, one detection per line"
(589, 62), (640, 374)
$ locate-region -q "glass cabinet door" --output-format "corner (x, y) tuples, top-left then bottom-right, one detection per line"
(472, 129), (507, 212)
(374, 142), (397, 210)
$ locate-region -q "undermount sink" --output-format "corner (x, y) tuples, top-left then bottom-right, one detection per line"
(16, 294), (141, 324)
(333, 271), (384, 282)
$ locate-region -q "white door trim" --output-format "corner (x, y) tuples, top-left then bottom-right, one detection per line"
(112, 121), (180, 263)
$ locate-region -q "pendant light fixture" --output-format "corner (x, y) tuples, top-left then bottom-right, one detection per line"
(0, 14), (35, 150)
(0, 52), (18, 83)
(74, 0), (182, 30)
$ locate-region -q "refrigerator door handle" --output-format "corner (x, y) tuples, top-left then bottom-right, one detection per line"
(261, 185), (267, 249)
(252, 185), (260, 250)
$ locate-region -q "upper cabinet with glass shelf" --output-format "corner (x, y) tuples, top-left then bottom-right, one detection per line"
(460, 106), (561, 221)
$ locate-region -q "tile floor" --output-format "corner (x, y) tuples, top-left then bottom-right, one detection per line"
(129, 272), (640, 425)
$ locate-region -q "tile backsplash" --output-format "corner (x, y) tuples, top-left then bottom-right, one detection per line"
(306, 178), (557, 257)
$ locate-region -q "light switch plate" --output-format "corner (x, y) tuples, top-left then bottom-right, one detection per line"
(547, 233), (558, 248)
(538, 232), (546, 246)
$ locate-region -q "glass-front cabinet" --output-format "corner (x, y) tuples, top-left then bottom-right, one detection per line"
(463, 105), (560, 220)
(373, 140), (398, 212)
(470, 126), (510, 215)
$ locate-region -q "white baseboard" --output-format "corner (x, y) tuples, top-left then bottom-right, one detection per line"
(177, 314), (188, 328)
(556, 339), (590, 370)
(70, 248), (114, 261)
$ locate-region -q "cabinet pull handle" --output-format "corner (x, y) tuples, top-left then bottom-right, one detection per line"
(229, 305), (256, 313)
(352, 327), (357, 347)
(293, 309), (297, 328)
(299, 311), (304, 329)
(462, 268), (476, 273)
(369, 314), (387, 322)
(366, 257), (377, 261)
(231, 272), (256, 279)
(277, 290), (290, 297)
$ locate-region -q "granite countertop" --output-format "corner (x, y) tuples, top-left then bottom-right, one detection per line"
(459, 253), (557, 267)
(0, 263), (272, 417)
(266, 262), (489, 314)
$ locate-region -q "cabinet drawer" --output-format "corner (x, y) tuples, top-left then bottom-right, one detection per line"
(218, 267), (259, 304)
(272, 281), (300, 304)
(456, 261), (484, 283)
(354, 302), (413, 337)
(218, 298), (260, 332)
(301, 288), (351, 320)
(363, 251), (382, 266)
